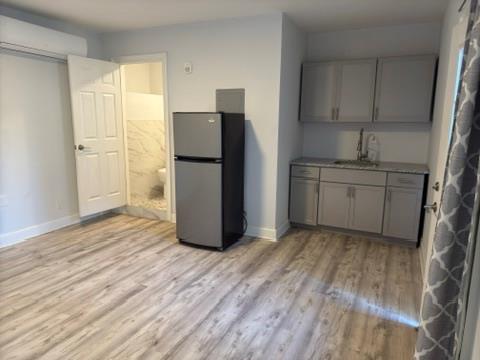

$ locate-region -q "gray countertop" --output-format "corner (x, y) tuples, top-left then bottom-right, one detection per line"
(291, 157), (429, 175)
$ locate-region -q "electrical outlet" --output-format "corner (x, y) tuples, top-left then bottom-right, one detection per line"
(0, 195), (8, 207)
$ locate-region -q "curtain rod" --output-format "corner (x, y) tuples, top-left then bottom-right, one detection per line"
(459, 0), (468, 12)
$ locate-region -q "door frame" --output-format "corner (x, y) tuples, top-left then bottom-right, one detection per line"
(112, 53), (174, 222)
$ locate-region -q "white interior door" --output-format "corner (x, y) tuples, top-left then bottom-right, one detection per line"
(67, 55), (126, 217)
(421, 17), (468, 269)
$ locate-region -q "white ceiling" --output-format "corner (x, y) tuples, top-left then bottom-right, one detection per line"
(0, 0), (449, 33)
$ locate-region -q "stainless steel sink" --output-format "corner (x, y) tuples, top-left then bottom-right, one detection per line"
(334, 159), (379, 167)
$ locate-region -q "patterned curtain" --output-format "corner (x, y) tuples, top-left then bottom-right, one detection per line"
(415, 0), (480, 359)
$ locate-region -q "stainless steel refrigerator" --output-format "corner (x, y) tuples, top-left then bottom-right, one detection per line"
(173, 112), (245, 250)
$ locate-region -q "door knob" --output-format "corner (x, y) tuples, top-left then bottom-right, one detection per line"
(424, 202), (438, 213)
(78, 144), (85, 150)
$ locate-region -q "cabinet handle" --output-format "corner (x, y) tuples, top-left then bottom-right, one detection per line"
(387, 189), (392, 202)
(374, 107), (379, 121)
(335, 107), (340, 121)
(315, 183), (319, 193)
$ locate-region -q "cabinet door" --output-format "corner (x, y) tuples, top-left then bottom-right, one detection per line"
(300, 62), (337, 122)
(349, 185), (385, 234)
(336, 59), (377, 122)
(289, 178), (319, 225)
(383, 187), (423, 241)
(374, 55), (437, 123)
(318, 182), (350, 228)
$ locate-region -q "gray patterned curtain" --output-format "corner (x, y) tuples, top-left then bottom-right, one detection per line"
(415, 0), (480, 359)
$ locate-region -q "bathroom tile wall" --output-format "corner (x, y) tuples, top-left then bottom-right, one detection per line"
(127, 120), (165, 199)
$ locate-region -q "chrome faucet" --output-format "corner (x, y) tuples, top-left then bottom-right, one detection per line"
(356, 128), (367, 160)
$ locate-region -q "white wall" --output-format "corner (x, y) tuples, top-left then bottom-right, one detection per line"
(0, 6), (106, 246)
(303, 22), (442, 164)
(124, 63), (164, 95)
(275, 15), (306, 232)
(308, 22), (442, 60)
(0, 51), (79, 246)
(102, 13), (284, 236)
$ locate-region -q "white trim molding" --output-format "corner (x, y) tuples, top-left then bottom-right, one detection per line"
(0, 214), (81, 248)
(275, 220), (291, 239)
(245, 221), (290, 241)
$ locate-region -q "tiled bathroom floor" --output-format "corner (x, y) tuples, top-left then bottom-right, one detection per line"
(131, 195), (167, 210)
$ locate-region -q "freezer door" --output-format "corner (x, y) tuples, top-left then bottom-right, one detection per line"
(173, 113), (222, 159)
(175, 159), (223, 248)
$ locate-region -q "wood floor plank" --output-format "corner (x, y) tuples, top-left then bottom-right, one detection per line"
(0, 214), (421, 360)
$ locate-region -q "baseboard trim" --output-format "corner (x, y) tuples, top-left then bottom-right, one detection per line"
(0, 214), (81, 248)
(245, 221), (291, 241)
(275, 220), (291, 239)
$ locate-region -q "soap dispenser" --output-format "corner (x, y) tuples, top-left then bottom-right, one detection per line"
(367, 134), (379, 162)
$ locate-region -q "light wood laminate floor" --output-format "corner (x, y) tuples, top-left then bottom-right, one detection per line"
(0, 214), (422, 360)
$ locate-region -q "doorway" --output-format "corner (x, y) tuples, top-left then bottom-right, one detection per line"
(116, 54), (173, 221)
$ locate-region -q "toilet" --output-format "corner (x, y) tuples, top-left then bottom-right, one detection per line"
(157, 167), (166, 184)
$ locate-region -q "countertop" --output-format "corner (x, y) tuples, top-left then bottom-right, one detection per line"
(291, 157), (429, 175)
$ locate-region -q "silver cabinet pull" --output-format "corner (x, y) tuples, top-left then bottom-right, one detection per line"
(374, 107), (379, 121)
(335, 107), (340, 121)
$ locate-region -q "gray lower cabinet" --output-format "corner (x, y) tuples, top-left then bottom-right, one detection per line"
(289, 165), (425, 243)
(318, 182), (350, 228)
(289, 177), (319, 225)
(318, 183), (385, 234)
(383, 187), (423, 241)
(349, 185), (385, 233)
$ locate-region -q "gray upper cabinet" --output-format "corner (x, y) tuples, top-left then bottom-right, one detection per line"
(300, 62), (337, 122)
(300, 59), (376, 123)
(300, 55), (437, 124)
(374, 55), (437, 123)
(289, 177), (319, 225)
(349, 185), (385, 233)
(336, 59), (377, 122)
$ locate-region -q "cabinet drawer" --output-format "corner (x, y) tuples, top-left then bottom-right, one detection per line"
(387, 173), (424, 189)
(291, 165), (320, 179)
(321, 168), (386, 186)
